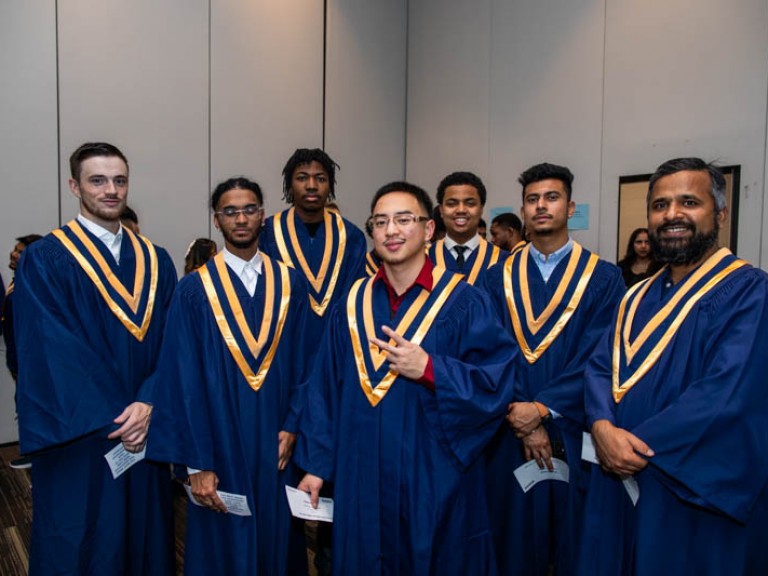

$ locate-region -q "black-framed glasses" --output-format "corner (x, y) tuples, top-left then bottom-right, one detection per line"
(367, 214), (429, 230)
(215, 205), (263, 218)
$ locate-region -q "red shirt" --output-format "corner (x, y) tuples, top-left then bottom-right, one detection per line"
(373, 258), (435, 391)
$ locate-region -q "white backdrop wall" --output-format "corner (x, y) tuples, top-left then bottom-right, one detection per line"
(406, 0), (768, 267)
(0, 0), (407, 443)
(1, 0), (766, 444)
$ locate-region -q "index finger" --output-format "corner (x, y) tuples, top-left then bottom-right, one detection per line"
(381, 325), (408, 345)
(369, 336), (395, 353)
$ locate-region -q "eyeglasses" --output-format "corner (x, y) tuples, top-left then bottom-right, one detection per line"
(215, 205), (263, 218)
(367, 214), (429, 230)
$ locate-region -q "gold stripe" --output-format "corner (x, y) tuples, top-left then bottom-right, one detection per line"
(434, 238), (498, 285)
(273, 208), (346, 316)
(612, 249), (745, 402)
(348, 267), (461, 407)
(504, 244), (598, 363)
(365, 252), (379, 276)
(52, 222), (158, 341)
(199, 253), (291, 392)
(622, 248), (730, 363)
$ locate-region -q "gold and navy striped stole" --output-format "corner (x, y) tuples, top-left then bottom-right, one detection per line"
(504, 242), (598, 364)
(198, 253), (291, 392)
(432, 238), (503, 285)
(612, 248), (746, 403)
(52, 220), (159, 341)
(272, 207), (347, 317)
(347, 266), (462, 407)
(365, 250), (381, 277)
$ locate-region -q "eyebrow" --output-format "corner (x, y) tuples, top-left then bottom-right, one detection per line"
(372, 210), (418, 217)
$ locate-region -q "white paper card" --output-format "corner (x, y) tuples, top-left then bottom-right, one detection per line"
(183, 484), (252, 516)
(104, 443), (145, 479)
(285, 485), (334, 522)
(622, 476), (640, 506)
(581, 432), (599, 464)
(513, 458), (570, 493)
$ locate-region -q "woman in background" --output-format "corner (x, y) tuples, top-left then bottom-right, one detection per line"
(184, 238), (217, 275)
(617, 227), (657, 287)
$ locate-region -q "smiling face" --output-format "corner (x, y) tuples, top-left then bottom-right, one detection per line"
(290, 161), (331, 222)
(69, 155), (129, 232)
(439, 184), (483, 244)
(371, 191), (434, 269)
(647, 170), (725, 268)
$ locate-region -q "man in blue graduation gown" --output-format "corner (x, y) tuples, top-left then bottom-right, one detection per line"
(260, 148), (367, 335)
(428, 171), (508, 285)
(578, 158), (768, 575)
(296, 181), (518, 575)
(259, 148), (367, 574)
(14, 142), (177, 575)
(482, 163), (625, 575)
(146, 177), (309, 575)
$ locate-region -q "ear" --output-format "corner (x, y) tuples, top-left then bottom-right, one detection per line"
(567, 200), (576, 219)
(716, 206), (729, 228)
(425, 219), (435, 243)
(68, 178), (81, 199)
(213, 213), (220, 231)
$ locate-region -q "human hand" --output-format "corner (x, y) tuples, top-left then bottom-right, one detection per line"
(522, 426), (553, 471)
(190, 470), (228, 513)
(297, 473), (324, 509)
(591, 419), (654, 476)
(507, 402), (542, 437)
(369, 325), (429, 380)
(278, 431), (297, 471)
(108, 402), (153, 452)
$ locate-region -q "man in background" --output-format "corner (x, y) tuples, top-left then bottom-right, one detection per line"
(429, 171), (507, 285)
(490, 212), (525, 253)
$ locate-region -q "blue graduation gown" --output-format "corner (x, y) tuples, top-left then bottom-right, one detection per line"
(428, 237), (508, 286)
(14, 225), (177, 576)
(145, 255), (310, 575)
(578, 254), (768, 575)
(481, 247), (624, 576)
(295, 275), (518, 576)
(260, 208), (367, 340)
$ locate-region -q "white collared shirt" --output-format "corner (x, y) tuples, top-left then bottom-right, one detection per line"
(77, 214), (123, 264)
(528, 238), (573, 283)
(222, 247), (263, 297)
(443, 234), (481, 260)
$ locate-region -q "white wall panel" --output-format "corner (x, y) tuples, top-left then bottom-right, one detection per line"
(210, 0), (324, 217)
(0, 1), (58, 443)
(601, 0), (768, 264)
(406, 0), (491, 196)
(57, 0), (210, 272)
(488, 0), (605, 251)
(325, 0), (408, 230)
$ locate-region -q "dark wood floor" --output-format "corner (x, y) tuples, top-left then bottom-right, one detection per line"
(0, 443), (317, 576)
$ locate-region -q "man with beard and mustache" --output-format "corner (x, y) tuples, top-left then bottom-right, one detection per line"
(482, 162), (624, 576)
(577, 157), (768, 575)
(429, 171), (507, 285)
(14, 142), (177, 575)
(146, 177), (310, 575)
